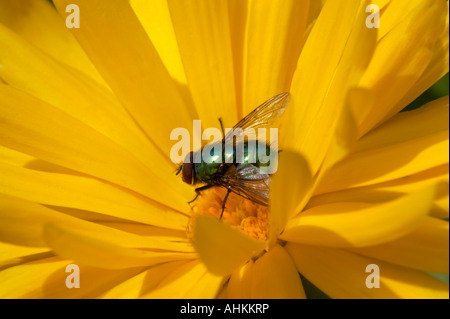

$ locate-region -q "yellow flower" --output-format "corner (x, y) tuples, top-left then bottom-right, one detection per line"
(0, 0), (448, 299)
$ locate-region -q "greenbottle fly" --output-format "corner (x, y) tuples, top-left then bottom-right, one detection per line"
(176, 92), (290, 218)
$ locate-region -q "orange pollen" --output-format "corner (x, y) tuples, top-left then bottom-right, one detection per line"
(186, 187), (269, 241)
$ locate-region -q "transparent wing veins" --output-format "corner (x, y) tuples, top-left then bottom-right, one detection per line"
(224, 92), (290, 144)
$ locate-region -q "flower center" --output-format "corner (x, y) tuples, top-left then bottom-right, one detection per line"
(186, 187), (269, 240)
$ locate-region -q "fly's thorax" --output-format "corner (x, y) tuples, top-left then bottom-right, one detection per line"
(194, 161), (227, 184)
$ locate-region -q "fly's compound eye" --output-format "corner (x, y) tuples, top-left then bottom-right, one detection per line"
(182, 152), (194, 184)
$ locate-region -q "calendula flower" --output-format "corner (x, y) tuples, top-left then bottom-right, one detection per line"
(0, 0), (448, 299)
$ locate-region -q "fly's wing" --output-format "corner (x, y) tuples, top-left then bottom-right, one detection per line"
(223, 92), (290, 144)
(217, 164), (270, 206)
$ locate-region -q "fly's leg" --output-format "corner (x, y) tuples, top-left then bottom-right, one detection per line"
(218, 118), (225, 138)
(220, 188), (232, 220)
(188, 184), (213, 204)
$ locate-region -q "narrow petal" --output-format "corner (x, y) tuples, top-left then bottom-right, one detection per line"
(0, 242), (50, 270)
(141, 260), (221, 298)
(242, 0), (309, 116)
(357, 0), (448, 135)
(43, 224), (194, 269)
(281, 0), (377, 173)
(0, 161), (188, 229)
(226, 261), (253, 299)
(391, 3), (449, 111)
(184, 271), (224, 299)
(433, 194), (449, 219)
(0, 23), (193, 199)
(309, 165), (449, 221)
(53, 0), (196, 156)
(0, 194), (193, 254)
(305, 0), (327, 27)
(100, 223), (189, 244)
(316, 97), (449, 194)
(0, 0), (106, 85)
(0, 257), (71, 298)
(309, 165), (448, 209)
(0, 84), (189, 211)
(193, 215), (265, 276)
(286, 243), (449, 299)
(313, 88), (371, 190)
(377, 1), (429, 40)
(167, 0), (237, 129)
(0, 256), (143, 298)
(130, 0), (187, 85)
(0, 145), (35, 168)
(250, 245), (306, 299)
(349, 217), (449, 274)
(0, 194), (60, 247)
(228, 0), (249, 119)
(269, 151), (313, 248)
(281, 186), (436, 247)
(101, 261), (188, 298)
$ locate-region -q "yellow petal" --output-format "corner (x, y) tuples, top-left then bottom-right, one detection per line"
(349, 217), (449, 274)
(0, 242), (50, 270)
(142, 259), (221, 299)
(317, 96), (449, 194)
(390, 2), (449, 111)
(0, 194), (193, 254)
(313, 87), (372, 190)
(0, 257), (70, 298)
(226, 261), (254, 299)
(184, 271), (224, 299)
(43, 224), (194, 269)
(356, 97), (449, 153)
(281, 186), (436, 247)
(309, 165), (449, 220)
(0, 0), (106, 86)
(193, 215), (265, 276)
(281, 0), (377, 173)
(101, 260), (189, 298)
(0, 256), (143, 298)
(377, 0), (428, 40)
(286, 243), (449, 299)
(374, 0), (390, 9)
(228, 0), (251, 119)
(167, 0), (237, 129)
(305, 0), (327, 27)
(0, 194), (59, 247)
(0, 20), (194, 202)
(52, 0), (196, 156)
(309, 165), (448, 209)
(250, 245), (305, 299)
(0, 161), (188, 229)
(357, 0), (447, 135)
(433, 194), (449, 219)
(269, 151), (313, 248)
(242, 0), (309, 116)
(0, 145), (36, 168)
(101, 222), (189, 244)
(0, 84), (189, 211)
(130, 0), (187, 85)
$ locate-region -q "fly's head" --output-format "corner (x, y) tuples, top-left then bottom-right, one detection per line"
(176, 151), (195, 185)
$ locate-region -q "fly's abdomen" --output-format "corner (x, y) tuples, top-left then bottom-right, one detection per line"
(233, 141), (274, 169)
